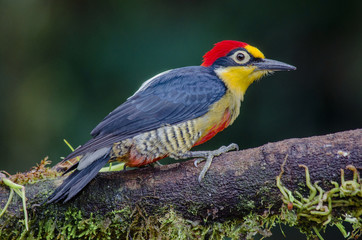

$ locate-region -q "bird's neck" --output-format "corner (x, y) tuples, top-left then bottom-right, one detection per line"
(215, 66), (267, 101)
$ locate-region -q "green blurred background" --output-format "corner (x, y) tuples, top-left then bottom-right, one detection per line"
(3, 0), (362, 173)
(0, 0), (361, 238)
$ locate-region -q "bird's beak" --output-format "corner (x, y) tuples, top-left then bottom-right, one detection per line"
(253, 58), (296, 71)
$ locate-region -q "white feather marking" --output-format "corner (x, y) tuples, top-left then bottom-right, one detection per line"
(77, 147), (110, 170)
(129, 69), (172, 99)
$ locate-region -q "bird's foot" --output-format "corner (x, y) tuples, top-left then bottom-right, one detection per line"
(184, 143), (239, 183)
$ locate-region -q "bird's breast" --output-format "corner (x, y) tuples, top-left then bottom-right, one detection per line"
(193, 109), (231, 146)
(193, 90), (241, 146)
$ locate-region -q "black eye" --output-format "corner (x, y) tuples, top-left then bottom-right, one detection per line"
(232, 50), (251, 64)
(236, 53), (245, 61)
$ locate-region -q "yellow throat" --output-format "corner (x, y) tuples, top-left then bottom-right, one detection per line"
(215, 66), (268, 101)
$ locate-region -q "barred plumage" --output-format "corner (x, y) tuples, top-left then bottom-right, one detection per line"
(111, 120), (200, 167)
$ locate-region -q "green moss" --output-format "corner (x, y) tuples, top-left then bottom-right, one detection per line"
(276, 164), (362, 239)
(0, 206), (133, 240)
(1, 158), (61, 186)
(0, 202), (280, 240)
(257, 185), (272, 206)
(187, 202), (203, 216)
(237, 198), (255, 212)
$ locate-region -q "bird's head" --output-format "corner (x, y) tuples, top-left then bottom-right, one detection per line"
(202, 40), (296, 100)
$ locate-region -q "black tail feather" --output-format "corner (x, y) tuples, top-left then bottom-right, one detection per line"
(47, 154), (110, 204)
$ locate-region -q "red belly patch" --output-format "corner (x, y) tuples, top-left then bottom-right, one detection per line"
(126, 147), (167, 167)
(193, 110), (231, 146)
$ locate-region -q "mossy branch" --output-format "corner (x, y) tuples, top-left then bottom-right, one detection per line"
(0, 129), (361, 239)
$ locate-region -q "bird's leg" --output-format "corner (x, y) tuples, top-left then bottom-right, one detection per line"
(179, 143), (239, 183)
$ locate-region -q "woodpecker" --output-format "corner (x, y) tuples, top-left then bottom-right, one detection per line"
(47, 40), (296, 203)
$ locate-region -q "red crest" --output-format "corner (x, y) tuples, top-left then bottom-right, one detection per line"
(201, 40), (248, 67)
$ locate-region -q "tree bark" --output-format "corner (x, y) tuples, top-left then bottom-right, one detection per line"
(0, 129), (361, 239)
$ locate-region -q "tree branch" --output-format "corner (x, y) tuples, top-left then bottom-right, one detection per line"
(0, 129), (361, 239)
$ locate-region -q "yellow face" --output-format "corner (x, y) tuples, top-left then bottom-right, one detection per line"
(215, 45), (268, 101)
(216, 66), (269, 101)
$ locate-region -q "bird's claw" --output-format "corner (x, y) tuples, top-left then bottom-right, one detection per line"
(198, 154), (213, 183)
(224, 143), (239, 151)
(211, 143), (239, 157)
(194, 143), (240, 183)
(184, 143), (239, 183)
(193, 158), (204, 167)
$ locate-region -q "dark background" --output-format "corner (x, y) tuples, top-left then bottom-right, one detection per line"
(0, 1), (361, 239)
